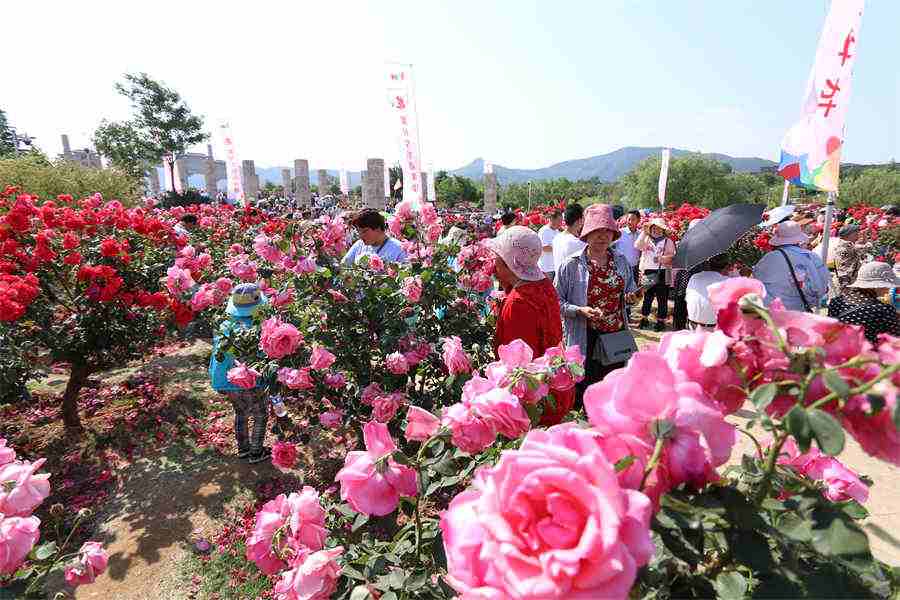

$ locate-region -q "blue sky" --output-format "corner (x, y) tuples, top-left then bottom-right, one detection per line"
(3, 1), (897, 171)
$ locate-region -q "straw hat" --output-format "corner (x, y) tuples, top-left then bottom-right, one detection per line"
(486, 226), (544, 282)
(769, 221), (809, 247)
(847, 262), (900, 290)
(645, 218), (672, 234)
(580, 204), (621, 241)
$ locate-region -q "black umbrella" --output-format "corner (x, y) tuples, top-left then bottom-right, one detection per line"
(672, 203), (766, 269)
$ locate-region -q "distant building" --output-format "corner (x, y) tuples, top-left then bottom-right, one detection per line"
(59, 134), (103, 169)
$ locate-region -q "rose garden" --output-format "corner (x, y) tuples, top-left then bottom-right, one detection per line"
(0, 180), (899, 600)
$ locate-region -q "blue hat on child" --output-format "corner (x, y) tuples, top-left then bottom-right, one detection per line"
(226, 283), (267, 317)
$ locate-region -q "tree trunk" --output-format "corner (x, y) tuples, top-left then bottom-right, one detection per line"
(168, 159), (177, 194)
(61, 361), (90, 431)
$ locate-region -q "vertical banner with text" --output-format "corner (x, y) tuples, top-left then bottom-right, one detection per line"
(386, 64), (424, 207)
(778, 0), (864, 192)
(339, 169), (349, 195)
(658, 148), (670, 208)
(427, 162), (437, 203)
(218, 122), (244, 203)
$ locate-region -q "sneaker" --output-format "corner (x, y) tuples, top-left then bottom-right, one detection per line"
(638, 318), (650, 329)
(237, 447), (252, 459)
(247, 447), (272, 464)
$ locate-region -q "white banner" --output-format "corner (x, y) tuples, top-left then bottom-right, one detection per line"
(172, 153), (184, 194)
(384, 165), (391, 198)
(778, 0), (864, 192)
(219, 122), (244, 203)
(427, 162), (436, 202)
(658, 148), (670, 208)
(387, 64), (424, 207)
(339, 169), (349, 194)
(162, 155), (173, 192)
(484, 161), (493, 175)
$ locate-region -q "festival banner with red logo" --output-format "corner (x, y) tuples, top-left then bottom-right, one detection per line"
(658, 148), (670, 208)
(386, 64), (424, 207)
(219, 122), (245, 203)
(778, 0), (864, 192)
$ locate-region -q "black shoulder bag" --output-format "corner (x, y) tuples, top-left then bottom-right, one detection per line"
(593, 290), (638, 366)
(775, 248), (812, 312)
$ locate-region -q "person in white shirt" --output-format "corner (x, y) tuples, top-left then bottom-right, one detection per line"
(685, 253), (732, 328)
(614, 210), (641, 277)
(538, 210), (563, 278)
(552, 204), (586, 274)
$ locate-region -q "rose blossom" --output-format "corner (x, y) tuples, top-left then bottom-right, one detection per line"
(367, 254), (385, 271)
(0, 439), (14, 466)
(335, 421), (417, 516)
(274, 547), (343, 600)
(309, 346), (336, 371)
(246, 488), (328, 575)
(319, 410), (343, 429)
(441, 336), (471, 375)
(441, 403), (495, 454)
(64, 541), (108, 586)
(0, 459), (51, 517)
(277, 367), (314, 390)
(272, 441), (298, 470)
(405, 406), (441, 442)
(324, 372), (346, 389)
(371, 391), (405, 423)
(467, 387), (531, 440)
(776, 439), (869, 504)
(260, 317), (303, 359)
(707, 276), (766, 312)
(400, 276), (423, 303)
(226, 362), (260, 390)
(440, 424), (653, 599)
(497, 338), (533, 368)
(360, 383), (383, 406)
(385, 351), (409, 375)
(164, 266), (195, 296)
(0, 514), (40, 575)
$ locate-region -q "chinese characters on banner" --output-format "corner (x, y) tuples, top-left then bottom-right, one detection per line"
(658, 148), (670, 208)
(386, 64), (424, 207)
(778, 0), (864, 192)
(219, 122), (245, 204)
(339, 169), (349, 195)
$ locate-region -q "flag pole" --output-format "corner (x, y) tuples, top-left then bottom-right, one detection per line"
(780, 179), (790, 207)
(820, 191), (835, 263)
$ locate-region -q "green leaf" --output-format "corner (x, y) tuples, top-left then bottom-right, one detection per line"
(342, 565), (366, 580)
(841, 501), (868, 520)
(808, 409), (845, 455)
(650, 419), (675, 440)
(391, 451), (411, 466)
(893, 399), (900, 432)
(780, 514), (813, 542)
(785, 405), (812, 452)
(349, 585), (373, 600)
(352, 513), (370, 533)
(823, 370), (851, 398)
(729, 529), (775, 571)
(714, 571), (748, 600)
(811, 515), (870, 556)
(614, 455), (636, 473)
(750, 383), (778, 411)
(33, 541), (58, 560)
(405, 572), (428, 591)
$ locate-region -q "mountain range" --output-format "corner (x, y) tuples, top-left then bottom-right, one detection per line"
(449, 147), (777, 184)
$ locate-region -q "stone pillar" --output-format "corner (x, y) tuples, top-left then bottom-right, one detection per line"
(281, 169), (292, 198)
(148, 167), (160, 195)
(483, 173), (498, 214)
(317, 169), (329, 195)
(204, 159), (217, 197)
(61, 134), (72, 159)
(294, 159), (311, 207)
(420, 173), (428, 203)
(360, 170), (368, 202)
(242, 160), (258, 201)
(364, 159), (385, 210)
(206, 144), (214, 159)
(175, 158), (189, 191)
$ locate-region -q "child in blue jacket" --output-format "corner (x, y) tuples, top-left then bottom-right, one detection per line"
(209, 283), (271, 463)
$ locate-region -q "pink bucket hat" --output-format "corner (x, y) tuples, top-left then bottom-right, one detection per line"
(487, 225), (545, 282)
(580, 204), (621, 241)
(770, 221), (809, 247)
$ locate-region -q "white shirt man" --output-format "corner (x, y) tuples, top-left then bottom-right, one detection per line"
(614, 212), (641, 269)
(538, 214), (562, 276)
(552, 232), (586, 273)
(685, 271), (730, 326)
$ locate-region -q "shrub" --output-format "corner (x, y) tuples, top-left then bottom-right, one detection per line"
(0, 155), (140, 206)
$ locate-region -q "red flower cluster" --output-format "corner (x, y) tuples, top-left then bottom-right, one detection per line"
(0, 273), (40, 321)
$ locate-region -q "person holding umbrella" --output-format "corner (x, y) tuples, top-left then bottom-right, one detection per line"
(635, 218), (676, 331)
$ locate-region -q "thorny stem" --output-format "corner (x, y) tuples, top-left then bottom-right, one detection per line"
(640, 437), (666, 491)
(808, 364), (900, 412)
(755, 430), (789, 505)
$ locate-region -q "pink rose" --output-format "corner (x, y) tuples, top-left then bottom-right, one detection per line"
(441, 403), (496, 454)
(400, 276), (423, 303)
(385, 351), (409, 375)
(277, 367), (314, 390)
(294, 255), (318, 274)
(226, 362), (259, 389)
(274, 546), (343, 600)
(271, 288), (296, 308)
(164, 266), (195, 296)
(777, 439), (869, 503)
(64, 541), (108, 586)
(395, 200), (415, 221)
(360, 383), (383, 406)
(319, 410), (343, 429)
(324, 372), (346, 389)
(419, 202), (439, 225)
(253, 233), (285, 264)
(468, 388), (530, 440)
(497, 338), (533, 368)
(189, 285), (217, 312)
(0, 514), (40, 575)
(405, 406), (441, 442)
(214, 277), (233, 294)
(326, 289), (348, 303)
(229, 243), (243, 254)
(0, 459), (51, 517)
(585, 352), (735, 493)
(272, 441), (298, 470)
(335, 421), (417, 516)
(371, 391), (405, 423)
(441, 336), (471, 375)
(228, 255), (259, 282)
(657, 330), (744, 414)
(0, 439), (15, 466)
(440, 424), (653, 600)
(309, 346), (336, 371)
(367, 254), (385, 271)
(260, 317), (303, 359)
(246, 488), (328, 575)
(707, 276), (765, 312)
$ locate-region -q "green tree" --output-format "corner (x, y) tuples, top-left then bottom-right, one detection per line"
(92, 119), (155, 179)
(0, 154), (140, 204)
(837, 167), (900, 207)
(435, 174), (479, 208)
(619, 155), (752, 209)
(113, 72), (208, 189)
(0, 108), (15, 157)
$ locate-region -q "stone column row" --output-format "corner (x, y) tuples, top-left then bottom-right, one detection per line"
(363, 159), (385, 210)
(483, 172), (498, 214)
